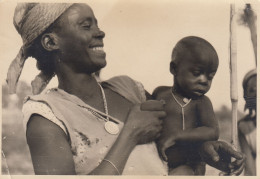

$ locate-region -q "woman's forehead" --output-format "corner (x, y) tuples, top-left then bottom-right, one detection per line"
(247, 76), (257, 85)
(60, 3), (96, 24)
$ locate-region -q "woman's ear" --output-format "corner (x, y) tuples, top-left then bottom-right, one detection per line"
(41, 33), (59, 51)
(170, 61), (177, 76)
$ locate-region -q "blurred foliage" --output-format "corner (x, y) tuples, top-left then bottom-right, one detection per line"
(216, 105), (244, 121)
(2, 81), (34, 174)
(237, 4), (257, 27)
(214, 105), (243, 143)
(2, 81), (32, 109)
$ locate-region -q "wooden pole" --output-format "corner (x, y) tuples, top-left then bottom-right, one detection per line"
(229, 3), (238, 148)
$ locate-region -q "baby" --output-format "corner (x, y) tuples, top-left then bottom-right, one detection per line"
(153, 36), (219, 175)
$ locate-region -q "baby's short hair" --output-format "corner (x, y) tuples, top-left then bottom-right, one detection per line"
(171, 36), (218, 66)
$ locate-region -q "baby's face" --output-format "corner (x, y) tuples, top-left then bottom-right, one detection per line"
(174, 52), (218, 98)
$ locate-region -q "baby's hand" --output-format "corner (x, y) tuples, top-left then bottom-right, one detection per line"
(158, 137), (176, 161)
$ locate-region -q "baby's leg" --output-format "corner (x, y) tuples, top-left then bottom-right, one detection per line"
(168, 165), (195, 175)
(193, 162), (206, 175)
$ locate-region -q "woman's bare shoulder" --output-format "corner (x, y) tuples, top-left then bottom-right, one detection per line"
(26, 114), (75, 174)
(26, 114), (68, 140)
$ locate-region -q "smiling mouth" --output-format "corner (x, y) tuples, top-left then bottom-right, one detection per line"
(88, 45), (106, 56)
(90, 46), (104, 51)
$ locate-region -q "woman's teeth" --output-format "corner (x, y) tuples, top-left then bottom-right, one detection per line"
(91, 47), (103, 51)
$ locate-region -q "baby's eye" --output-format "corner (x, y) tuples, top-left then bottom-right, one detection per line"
(192, 71), (201, 76)
(83, 25), (91, 29)
(208, 73), (215, 80)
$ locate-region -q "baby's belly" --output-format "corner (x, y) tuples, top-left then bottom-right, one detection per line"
(166, 142), (202, 168)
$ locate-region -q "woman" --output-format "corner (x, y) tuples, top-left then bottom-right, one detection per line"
(7, 3), (244, 175)
(238, 69), (256, 175)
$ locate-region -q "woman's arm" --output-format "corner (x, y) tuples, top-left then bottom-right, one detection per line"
(175, 96), (219, 142)
(90, 103), (165, 174)
(27, 115), (136, 175)
(89, 124), (137, 174)
(27, 101), (165, 175)
(26, 114), (76, 175)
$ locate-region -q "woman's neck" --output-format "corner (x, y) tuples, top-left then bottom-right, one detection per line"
(56, 65), (100, 100)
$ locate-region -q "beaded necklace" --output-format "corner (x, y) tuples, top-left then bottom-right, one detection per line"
(84, 83), (119, 135)
(171, 89), (192, 130)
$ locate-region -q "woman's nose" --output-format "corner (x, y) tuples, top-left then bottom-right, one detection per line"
(94, 29), (105, 39)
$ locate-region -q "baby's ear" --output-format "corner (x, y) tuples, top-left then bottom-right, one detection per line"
(41, 33), (59, 51)
(170, 61), (177, 75)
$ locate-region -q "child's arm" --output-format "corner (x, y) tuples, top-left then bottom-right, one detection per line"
(175, 95), (219, 142)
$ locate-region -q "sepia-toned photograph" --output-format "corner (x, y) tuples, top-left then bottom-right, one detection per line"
(1, 0), (257, 177)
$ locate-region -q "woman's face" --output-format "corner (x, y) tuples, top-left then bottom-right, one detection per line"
(244, 75), (257, 111)
(56, 4), (106, 73)
(245, 76), (257, 98)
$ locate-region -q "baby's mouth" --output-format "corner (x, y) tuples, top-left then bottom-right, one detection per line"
(193, 89), (205, 96)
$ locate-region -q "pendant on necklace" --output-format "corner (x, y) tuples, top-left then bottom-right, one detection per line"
(183, 98), (189, 103)
(105, 121), (119, 135)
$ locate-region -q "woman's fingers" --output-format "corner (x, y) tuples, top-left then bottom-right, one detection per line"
(159, 146), (168, 162)
(125, 103), (165, 144)
(153, 111), (167, 118)
(140, 100), (165, 111)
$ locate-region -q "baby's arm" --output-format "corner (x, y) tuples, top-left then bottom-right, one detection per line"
(175, 96), (219, 142)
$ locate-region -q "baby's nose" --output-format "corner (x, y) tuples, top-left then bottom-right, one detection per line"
(198, 75), (208, 85)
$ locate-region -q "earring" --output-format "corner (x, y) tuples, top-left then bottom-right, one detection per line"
(57, 58), (61, 63)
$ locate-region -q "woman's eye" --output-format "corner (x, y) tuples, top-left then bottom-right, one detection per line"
(82, 23), (91, 29)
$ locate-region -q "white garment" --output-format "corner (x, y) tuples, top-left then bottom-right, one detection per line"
(22, 100), (168, 175)
(245, 128), (256, 155)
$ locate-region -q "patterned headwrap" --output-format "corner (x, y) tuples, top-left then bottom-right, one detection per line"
(7, 3), (73, 94)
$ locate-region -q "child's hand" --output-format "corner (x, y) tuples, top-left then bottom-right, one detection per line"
(158, 137), (176, 161)
(199, 141), (245, 175)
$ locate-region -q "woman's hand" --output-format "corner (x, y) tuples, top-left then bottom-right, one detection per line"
(123, 100), (166, 145)
(90, 100), (166, 175)
(199, 141), (245, 176)
(157, 136), (176, 161)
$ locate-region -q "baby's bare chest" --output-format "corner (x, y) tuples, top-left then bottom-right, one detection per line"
(164, 100), (200, 131)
